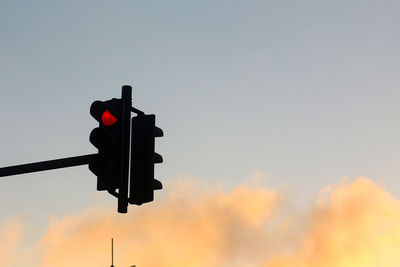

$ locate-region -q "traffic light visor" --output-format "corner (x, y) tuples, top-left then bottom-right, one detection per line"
(90, 101), (106, 121)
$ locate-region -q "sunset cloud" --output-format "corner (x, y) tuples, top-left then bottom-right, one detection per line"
(264, 178), (400, 266)
(38, 178), (280, 266)
(0, 218), (22, 266)
(1, 176), (400, 266)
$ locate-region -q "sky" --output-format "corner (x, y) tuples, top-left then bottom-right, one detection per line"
(1, 1), (400, 266)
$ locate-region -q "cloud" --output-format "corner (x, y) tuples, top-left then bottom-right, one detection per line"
(0, 218), (22, 266)
(1, 176), (400, 266)
(38, 178), (280, 266)
(264, 177), (400, 267)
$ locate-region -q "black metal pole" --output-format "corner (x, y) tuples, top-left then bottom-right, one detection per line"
(0, 154), (96, 178)
(111, 238), (114, 267)
(118, 85), (132, 213)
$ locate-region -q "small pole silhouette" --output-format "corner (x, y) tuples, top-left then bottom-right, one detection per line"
(111, 238), (114, 267)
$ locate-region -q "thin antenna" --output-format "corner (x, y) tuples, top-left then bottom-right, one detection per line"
(111, 238), (114, 267)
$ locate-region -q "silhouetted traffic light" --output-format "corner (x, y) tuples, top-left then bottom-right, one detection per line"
(88, 85), (162, 213)
(129, 114), (163, 205)
(89, 86), (132, 213)
(89, 99), (124, 192)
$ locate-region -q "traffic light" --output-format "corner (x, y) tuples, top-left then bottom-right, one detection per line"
(88, 85), (162, 212)
(89, 98), (124, 192)
(129, 114), (163, 205)
(88, 86), (132, 213)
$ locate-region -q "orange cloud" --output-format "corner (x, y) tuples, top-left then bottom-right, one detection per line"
(0, 218), (22, 266)
(1, 177), (400, 266)
(39, 179), (280, 267)
(265, 178), (400, 267)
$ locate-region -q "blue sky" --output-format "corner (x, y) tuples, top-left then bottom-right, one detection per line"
(0, 0), (400, 243)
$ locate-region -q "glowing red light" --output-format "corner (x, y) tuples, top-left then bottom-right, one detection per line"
(101, 110), (118, 126)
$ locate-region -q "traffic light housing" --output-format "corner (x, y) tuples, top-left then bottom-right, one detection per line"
(89, 99), (124, 192)
(88, 85), (163, 213)
(129, 114), (163, 205)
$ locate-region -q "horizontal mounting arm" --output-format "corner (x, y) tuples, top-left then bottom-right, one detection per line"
(131, 107), (145, 115)
(0, 154), (97, 178)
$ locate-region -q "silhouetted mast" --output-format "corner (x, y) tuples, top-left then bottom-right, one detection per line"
(111, 238), (114, 267)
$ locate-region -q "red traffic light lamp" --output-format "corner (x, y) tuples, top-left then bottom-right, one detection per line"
(102, 110), (118, 126)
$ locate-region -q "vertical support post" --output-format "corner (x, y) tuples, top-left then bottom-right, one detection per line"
(118, 85), (132, 213)
(111, 238), (114, 267)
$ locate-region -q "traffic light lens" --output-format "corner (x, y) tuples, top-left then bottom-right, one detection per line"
(101, 110), (118, 126)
